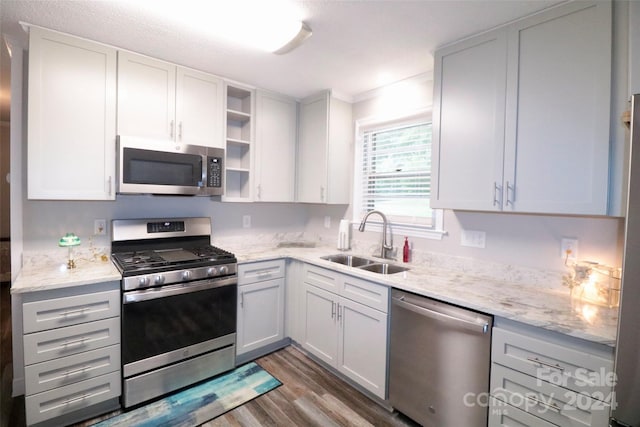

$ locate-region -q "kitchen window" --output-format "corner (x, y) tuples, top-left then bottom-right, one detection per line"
(354, 111), (444, 239)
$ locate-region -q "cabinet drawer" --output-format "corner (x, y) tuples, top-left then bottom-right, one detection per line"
(23, 290), (120, 333)
(24, 317), (120, 365)
(25, 345), (120, 395)
(303, 265), (340, 293)
(491, 363), (611, 427)
(341, 274), (388, 313)
(492, 327), (613, 397)
(488, 397), (555, 427)
(238, 259), (285, 284)
(25, 371), (121, 426)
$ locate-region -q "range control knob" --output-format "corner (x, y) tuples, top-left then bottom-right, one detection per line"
(138, 277), (150, 287)
(206, 267), (218, 277)
(182, 270), (192, 281)
(154, 275), (165, 285)
(218, 265), (229, 275)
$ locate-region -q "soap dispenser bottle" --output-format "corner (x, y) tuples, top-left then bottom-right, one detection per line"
(403, 237), (410, 263)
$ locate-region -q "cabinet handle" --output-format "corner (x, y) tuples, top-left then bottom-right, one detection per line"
(526, 356), (565, 372)
(493, 182), (502, 207)
(320, 187), (325, 202)
(62, 393), (91, 406)
(61, 308), (87, 318)
(526, 395), (562, 413)
(505, 181), (515, 206)
(107, 176), (112, 196)
(64, 365), (90, 377)
(331, 301), (336, 319)
(256, 184), (261, 200)
(170, 120), (175, 139)
(240, 291), (244, 308)
(178, 121), (183, 140)
(337, 303), (342, 324)
(62, 337), (87, 348)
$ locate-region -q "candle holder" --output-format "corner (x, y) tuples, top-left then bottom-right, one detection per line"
(59, 233), (81, 269)
(566, 261), (621, 308)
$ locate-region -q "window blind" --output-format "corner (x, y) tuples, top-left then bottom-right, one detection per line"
(359, 122), (433, 226)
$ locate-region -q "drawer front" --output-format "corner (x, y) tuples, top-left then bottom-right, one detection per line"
(239, 259), (285, 284)
(488, 397), (556, 427)
(492, 327), (614, 398)
(23, 290), (120, 333)
(341, 274), (389, 312)
(25, 371), (121, 426)
(491, 363), (611, 427)
(25, 344), (120, 395)
(24, 317), (121, 365)
(303, 265), (340, 293)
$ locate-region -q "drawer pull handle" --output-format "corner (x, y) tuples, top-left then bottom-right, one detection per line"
(527, 357), (565, 372)
(526, 395), (562, 412)
(63, 392), (91, 406)
(64, 365), (90, 377)
(62, 337), (87, 348)
(62, 308), (87, 318)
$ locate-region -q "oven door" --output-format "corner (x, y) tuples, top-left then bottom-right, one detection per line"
(121, 276), (236, 378)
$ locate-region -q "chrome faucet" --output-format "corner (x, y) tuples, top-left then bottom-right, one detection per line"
(358, 210), (394, 259)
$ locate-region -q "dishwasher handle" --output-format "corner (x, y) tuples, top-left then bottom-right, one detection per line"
(392, 296), (490, 334)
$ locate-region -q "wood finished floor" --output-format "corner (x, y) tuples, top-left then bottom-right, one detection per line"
(1, 282), (418, 427)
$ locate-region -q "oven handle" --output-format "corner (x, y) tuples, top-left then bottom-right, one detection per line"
(123, 276), (237, 304)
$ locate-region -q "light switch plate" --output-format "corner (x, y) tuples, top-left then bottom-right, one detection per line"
(461, 229), (486, 248)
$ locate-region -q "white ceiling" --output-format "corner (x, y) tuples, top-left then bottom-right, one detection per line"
(1, 0), (562, 120)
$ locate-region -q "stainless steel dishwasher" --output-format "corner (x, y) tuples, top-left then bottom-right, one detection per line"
(389, 289), (493, 427)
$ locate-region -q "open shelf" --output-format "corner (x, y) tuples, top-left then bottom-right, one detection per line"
(224, 84), (253, 201)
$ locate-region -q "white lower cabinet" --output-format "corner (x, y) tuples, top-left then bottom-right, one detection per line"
(236, 260), (285, 357)
(490, 319), (614, 427)
(302, 264), (388, 399)
(22, 282), (121, 426)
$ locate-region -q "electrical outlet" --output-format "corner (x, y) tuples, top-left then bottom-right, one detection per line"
(242, 215), (251, 229)
(461, 229), (486, 248)
(561, 238), (578, 260)
(324, 216), (331, 229)
(94, 219), (106, 236)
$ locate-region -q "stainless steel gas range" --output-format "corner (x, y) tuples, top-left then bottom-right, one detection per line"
(111, 217), (237, 408)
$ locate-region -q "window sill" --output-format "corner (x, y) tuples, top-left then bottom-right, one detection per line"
(352, 221), (447, 240)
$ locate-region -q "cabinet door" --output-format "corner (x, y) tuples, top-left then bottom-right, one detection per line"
(298, 92), (329, 203)
(27, 27), (116, 200)
(503, 1), (611, 215)
(254, 90), (297, 202)
(117, 51), (176, 140)
(176, 67), (224, 148)
(337, 297), (388, 399)
(302, 284), (338, 366)
(236, 278), (284, 355)
(431, 29), (507, 211)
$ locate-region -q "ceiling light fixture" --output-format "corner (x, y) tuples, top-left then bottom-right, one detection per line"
(133, 1), (311, 54)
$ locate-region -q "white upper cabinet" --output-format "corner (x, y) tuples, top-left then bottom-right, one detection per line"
(254, 90), (297, 202)
(297, 91), (352, 204)
(28, 27), (117, 200)
(176, 67), (224, 148)
(431, 1), (612, 215)
(431, 29), (508, 211)
(117, 51), (224, 148)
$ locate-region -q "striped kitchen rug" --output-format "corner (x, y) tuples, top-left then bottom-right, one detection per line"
(92, 362), (281, 427)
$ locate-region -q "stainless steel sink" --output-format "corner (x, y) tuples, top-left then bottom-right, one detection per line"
(320, 254), (376, 267)
(358, 263), (409, 275)
(321, 254), (409, 275)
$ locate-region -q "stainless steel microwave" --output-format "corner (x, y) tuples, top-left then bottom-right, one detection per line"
(116, 136), (224, 196)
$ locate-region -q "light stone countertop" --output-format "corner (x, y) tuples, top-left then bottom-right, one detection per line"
(10, 243), (618, 347)
(11, 257), (122, 294)
(231, 244), (619, 347)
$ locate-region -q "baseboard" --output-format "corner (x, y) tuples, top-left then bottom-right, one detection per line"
(235, 338), (291, 366)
